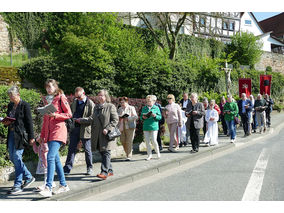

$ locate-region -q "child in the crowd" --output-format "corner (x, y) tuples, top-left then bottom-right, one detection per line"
(32, 137), (55, 192)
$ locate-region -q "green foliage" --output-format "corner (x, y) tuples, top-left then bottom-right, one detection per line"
(199, 91), (228, 105)
(0, 144), (12, 167)
(266, 66), (272, 72)
(0, 53), (29, 67)
(19, 56), (62, 94)
(1, 12), (52, 57)
(225, 32), (263, 66)
(176, 35), (225, 60)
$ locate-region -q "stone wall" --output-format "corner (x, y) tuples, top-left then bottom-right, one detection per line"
(0, 14), (23, 55)
(255, 51), (284, 74)
(0, 15), (10, 55)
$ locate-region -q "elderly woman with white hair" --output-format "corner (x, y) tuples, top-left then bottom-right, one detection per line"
(164, 94), (182, 152)
(140, 95), (162, 161)
(3, 86), (35, 194)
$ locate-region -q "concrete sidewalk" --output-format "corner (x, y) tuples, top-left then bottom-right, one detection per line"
(1, 111), (284, 201)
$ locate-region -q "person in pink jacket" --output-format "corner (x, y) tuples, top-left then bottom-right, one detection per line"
(38, 79), (72, 197)
(164, 94), (182, 152)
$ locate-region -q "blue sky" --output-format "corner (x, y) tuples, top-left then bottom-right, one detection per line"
(253, 12), (282, 21)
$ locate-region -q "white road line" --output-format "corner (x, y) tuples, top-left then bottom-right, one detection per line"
(242, 148), (269, 201)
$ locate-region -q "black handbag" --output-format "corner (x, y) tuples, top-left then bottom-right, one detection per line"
(106, 126), (121, 141)
(59, 97), (75, 133)
(16, 126), (29, 146)
(97, 115), (121, 141)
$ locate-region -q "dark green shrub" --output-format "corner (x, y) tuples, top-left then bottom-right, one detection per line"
(266, 66), (272, 72)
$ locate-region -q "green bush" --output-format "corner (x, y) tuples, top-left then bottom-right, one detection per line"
(225, 32), (263, 66)
(273, 103), (284, 112)
(266, 66), (272, 72)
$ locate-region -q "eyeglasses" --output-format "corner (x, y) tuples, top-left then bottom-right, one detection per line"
(167, 98), (172, 100)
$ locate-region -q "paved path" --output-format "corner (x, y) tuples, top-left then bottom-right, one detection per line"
(1, 111), (283, 201)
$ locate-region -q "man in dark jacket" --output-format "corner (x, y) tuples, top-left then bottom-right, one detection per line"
(264, 94), (274, 127)
(4, 86), (35, 194)
(237, 93), (253, 136)
(63, 87), (95, 175)
(185, 93), (205, 153)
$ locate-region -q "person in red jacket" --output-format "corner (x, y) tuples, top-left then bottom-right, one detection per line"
(38, 79), (72, 197)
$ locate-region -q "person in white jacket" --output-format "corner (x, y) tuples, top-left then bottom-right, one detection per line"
(117, 97), (138, 161)
(203, 100), (219, 146)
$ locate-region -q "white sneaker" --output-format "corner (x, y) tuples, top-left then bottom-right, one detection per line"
(39, 186), (52, 197)
(34, 182), (56, 192)
(175, 146), (179, 151)
(146, 155), (152, 161)
(52, 182), (56, 188)
(230, 139), (234, 143)
(53, 185), (70, 195)
(157, 153), (161, 159)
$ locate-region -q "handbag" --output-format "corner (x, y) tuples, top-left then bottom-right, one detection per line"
(97, 113), (121, 141)
(128, 120), (136, 129)
(234, 116), (240, 125)
(106, 126), (121, 141)
(16, 126), (29, 146)
(59, 96), (75, 133)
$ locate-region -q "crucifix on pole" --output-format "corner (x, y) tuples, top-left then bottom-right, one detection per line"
(222, 61), (232, 96)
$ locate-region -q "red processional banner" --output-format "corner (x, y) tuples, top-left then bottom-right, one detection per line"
(239, 78), (252, 98)
(260, 75), (272, 95)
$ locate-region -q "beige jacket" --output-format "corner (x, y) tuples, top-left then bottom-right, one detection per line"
(117, 105), (138, 130)
(91, 103), (119, 152)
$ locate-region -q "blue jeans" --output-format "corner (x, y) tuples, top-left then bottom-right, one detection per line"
(8, 131), (32, 188)
(46, 141), (67, 189)
(226, 120), (236, 140)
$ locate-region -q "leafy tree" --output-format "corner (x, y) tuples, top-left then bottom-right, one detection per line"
(135, 12), (189, 60)
(225, 32), (263, 66)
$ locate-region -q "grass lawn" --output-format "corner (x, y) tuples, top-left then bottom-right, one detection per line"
(0, 53), (29, 67)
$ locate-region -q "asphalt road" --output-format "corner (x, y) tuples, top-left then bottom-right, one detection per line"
(82, 128), (284, 201)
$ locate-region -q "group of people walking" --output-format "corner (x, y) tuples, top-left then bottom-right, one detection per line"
(2, 79), (273, 198)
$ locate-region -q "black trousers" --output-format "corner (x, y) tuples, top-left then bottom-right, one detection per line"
(266, 111), (271, 126)
(190, 123), (200, 151)
(220, 114), (228, 135)
(240, 114), (250, 134)
(63, 127), (93, 173)
(157, 129), (162, 147)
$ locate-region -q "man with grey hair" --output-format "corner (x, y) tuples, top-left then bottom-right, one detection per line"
(185, 93), (205, 153)
(63, 87), (95, 175)
(237, 93), (253, 136)
(4, 86), (35, 194)
(254, 94), (267, 133)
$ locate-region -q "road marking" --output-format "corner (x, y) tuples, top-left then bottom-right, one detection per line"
(242, 148), (269, 201)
